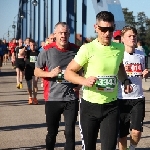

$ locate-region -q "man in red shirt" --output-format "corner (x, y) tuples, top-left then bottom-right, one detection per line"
(9, 38), (17, 68)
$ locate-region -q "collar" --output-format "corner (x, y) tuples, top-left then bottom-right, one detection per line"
(43, 42), (79, 52)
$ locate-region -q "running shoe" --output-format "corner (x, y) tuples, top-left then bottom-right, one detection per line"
(28, 97), (33, 104)
(19, 83), (23, 89)
(33, 98), (38, 105)
(16, 84), (20, 89)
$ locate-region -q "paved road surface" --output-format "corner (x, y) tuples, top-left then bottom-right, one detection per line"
(0, 62), (150, 150)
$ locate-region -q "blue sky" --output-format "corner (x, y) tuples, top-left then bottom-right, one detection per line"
(0, 0), (150, 40)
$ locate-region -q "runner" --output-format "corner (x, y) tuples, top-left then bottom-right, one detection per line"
(20, 39), (39, 104)
(9, 38), (17, 69)
(2, 39), (9, 65)
(15, 39), (25, 89)
(0, 40), (5, 72)
(118, 26), (149, 150)
(48, 33), (55, 43)
(64, 11), (132, 150)
(24, 37), (30, 50)
(34, 22), (80, 150)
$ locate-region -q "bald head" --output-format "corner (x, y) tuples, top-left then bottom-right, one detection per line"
(48, 34), (55, 44)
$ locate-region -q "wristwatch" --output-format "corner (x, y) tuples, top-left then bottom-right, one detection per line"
(122, 79), (132, 86)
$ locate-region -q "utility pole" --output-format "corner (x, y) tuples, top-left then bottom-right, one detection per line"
(7, 30), (9, 42)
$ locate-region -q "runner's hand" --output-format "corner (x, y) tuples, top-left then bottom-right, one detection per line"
(124, 79), (133, 94)
(50, 66), (61, 78)
(73, 85), (82, 91)
(83, 76), (97, 87)
(124, 85), (133, 94)
(142, 69), (149, 78)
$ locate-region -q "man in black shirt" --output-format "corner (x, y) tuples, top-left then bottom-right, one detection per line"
(21, 39), (39, 104)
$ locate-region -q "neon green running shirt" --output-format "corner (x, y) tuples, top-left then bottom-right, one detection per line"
(74, 39), (124, 104)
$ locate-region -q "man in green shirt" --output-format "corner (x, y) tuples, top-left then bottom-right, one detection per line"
(64, 11), (132, 150)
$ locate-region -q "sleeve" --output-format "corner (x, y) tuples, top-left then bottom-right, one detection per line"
(119, 43), (125, 63)
(74, 44), (89, 67)
(35, 50), (47, 69)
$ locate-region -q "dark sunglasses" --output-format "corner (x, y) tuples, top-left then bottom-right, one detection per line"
(97, 26), (115, 32)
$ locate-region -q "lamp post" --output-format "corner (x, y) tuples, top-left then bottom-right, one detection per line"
(32, 0), (38, 6)
(20, 0), (38, 39)
(12, 23), (16, 38)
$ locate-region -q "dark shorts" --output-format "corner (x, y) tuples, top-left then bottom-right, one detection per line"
(8, 51), (12, 57)
(118, 98), (145, 138)
(4, 50), (8, 55)
(0, 55), (3, 67)
(15, 58), (25, 71)
(25, 68), (34, 81)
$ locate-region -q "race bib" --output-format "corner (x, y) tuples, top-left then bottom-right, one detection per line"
(95, 75), (117, 92)
(124, 63), (142, 76)
(30, 56), (37, 62)
(56, 70), (69, 83)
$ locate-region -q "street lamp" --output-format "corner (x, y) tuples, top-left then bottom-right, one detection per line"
(32, 0), (38, 6)
(12, 23), (16, 38)
(20, 13), (25, 19)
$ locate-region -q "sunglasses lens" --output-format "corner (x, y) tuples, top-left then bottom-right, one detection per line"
(100, 27), (108, 32)
(109, 27), (114, 32)
(98, 26), (114, 32)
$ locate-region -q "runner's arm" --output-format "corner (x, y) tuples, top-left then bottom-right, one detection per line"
(34, 50), (61, 78)
(19, 47), (26, 55)
(118, 62), (128, 82)
(34, 67), (54, 78)
(64, 59), (86, 85)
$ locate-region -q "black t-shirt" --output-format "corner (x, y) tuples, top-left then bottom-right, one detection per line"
(26, 50), (39, 70)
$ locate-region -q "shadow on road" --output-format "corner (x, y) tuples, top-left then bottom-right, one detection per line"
(0, 123), (47, 131)
(2, 145), (46, 150)
(0, 99), (45, 106)
(0, 71), (16, 77)
(143, 121), (150, 125)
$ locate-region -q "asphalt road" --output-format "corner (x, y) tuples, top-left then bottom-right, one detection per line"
(0, 63), (150, 150)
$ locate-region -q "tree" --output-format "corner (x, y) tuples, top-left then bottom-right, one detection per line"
(136, 12), (147, 41)
(122, 8), (150, 48)
(122, 8), (136, 27)
(145, 18), (150, 47)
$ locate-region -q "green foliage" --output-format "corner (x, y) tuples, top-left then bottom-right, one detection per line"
(122, 8), (150, 48)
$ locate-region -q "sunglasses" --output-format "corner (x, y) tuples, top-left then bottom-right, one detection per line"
(97, 26), (115, 32)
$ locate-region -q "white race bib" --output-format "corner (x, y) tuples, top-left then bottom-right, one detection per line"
(30, 56), (37, 62)
(95, 75), (117, 92)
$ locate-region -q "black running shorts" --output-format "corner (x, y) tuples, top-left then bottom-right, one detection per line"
(25, 68), (34, 81)
(15, 58), (25, 71)
(118, 98), (145, 138)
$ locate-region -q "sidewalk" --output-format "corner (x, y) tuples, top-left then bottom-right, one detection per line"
(0, 62), (150, 149)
